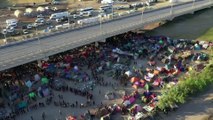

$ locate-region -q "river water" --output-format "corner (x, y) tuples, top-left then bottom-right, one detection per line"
(147, 8), (213, 39)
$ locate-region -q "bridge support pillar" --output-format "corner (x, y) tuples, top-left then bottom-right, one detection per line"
(99, 39), (106, 43)
(37, 60), (42, 68)
(167, 17), (174, 21)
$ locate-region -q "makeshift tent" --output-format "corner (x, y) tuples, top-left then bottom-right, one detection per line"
(134, 81), (140, 86)
(96, 107), (109, 118)
(25, 8), (33, 13)
(143, 104), (154, 112)
(130, 77), (139, 83)
(105, 92), (114, 100)
(29, 92), (36, 98)
(25, 80), (32, 88)
(46, 63), (56, 73)
(140, 79), (146, 84)
(135, 112), (146, 120)
(100, 114), (111, 120)
(123, 100), (131, 107)
(41, 77), (49, 84)
(73, 65), (79, 72)
(144, 83), (149, 90)
(132, 84), (138, 89)
(14, 10), (23, 17)
(34, 74), (40, 81)
(144, 75), (151, 82)
(159, 39), (163, 44)
(37, 6), (45, 12)
(17, 101), (27, 109)
(125, 71), (132, 77)
(42, 88), (50, 97)
(129, 97), (136, 103)
(129, 104), (142, 113)
(66, 115), (77, 120)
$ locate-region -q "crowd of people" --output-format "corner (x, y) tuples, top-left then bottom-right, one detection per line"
(0, 31), (211, 120)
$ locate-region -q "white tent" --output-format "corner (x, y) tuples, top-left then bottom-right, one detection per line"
(14, 10), (23, 18)
(25, 8), (33, 13)
(25, 80), (32, 88)
(123, 100), (130, 107)
(34, 74), (41, 81)
(125, 71), (132, 77)
(37, 6), (45, 12)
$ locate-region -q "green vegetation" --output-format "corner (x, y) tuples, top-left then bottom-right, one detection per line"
(0, 0), (10, 8)
(157, 62), (213, 110)
(198, 28), (213, 42)
(157, 28), (213, 110)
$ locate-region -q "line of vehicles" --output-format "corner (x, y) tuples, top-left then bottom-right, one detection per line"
(1, 0), (157, 38)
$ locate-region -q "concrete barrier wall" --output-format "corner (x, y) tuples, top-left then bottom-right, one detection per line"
(11, 0), (47, 4)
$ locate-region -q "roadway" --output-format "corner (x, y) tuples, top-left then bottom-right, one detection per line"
(0, 0), (212, 71)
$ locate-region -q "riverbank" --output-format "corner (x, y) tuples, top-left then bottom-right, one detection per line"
(198, 27), (213, 42)
(160, 27), (213, 120)
(147, 8), (213, 40)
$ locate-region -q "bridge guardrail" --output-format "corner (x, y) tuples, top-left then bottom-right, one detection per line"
(0, 0), (209, 49)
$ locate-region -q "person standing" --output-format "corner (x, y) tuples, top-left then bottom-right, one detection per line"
(59, 109), (62, 115)
(30, 116), (33, 120)
(42, 112), (46, 120)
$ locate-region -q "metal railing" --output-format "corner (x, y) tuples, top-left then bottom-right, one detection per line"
(0, 0), (203, 48)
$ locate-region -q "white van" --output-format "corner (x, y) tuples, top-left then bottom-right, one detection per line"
(7, 23), (17, 28)
(50, 11), (69, 20)
(6, 19), (18, 26)
(99, 5), (112, 11)
(79, 7), (94, 16)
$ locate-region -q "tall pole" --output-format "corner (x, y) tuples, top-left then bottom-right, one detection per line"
(100, 17), (102, 34)
(67, 12), (70, 28)
(111, 2), (114, 19)
(192, 0), (195, 9)
(36, 28), (42, 53)
(141, 6), (145, 23)
(3, 33), (7, 44)
(141, 8), (143, 23)
(170, 2), (173, 15)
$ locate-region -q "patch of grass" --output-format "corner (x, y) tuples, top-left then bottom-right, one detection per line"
(198, 28), (213, 42)
(0, 0), (10, 8)
(9, 0), (47, 4)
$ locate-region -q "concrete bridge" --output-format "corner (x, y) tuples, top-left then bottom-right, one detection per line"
(0, 0), (212, 71)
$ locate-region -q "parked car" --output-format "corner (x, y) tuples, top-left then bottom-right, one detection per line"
(11, 31), (20, 36)
(7, 24), (17, 28)
(56, 17), (69, 23)
(23, 29), (29, 34)
(6, 27), (15, 33)
(46, 19), (52, 25)
(35, 18), (45, 23)
(72, 14), (83, 19)
(27, 24), (33, 29)
(2, 29), (7, 34)
(37, 14), (44, 18)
